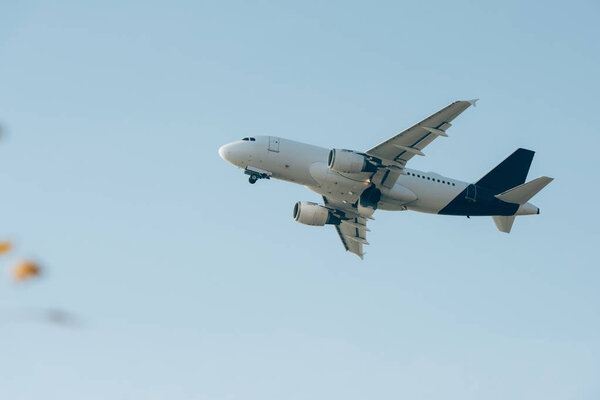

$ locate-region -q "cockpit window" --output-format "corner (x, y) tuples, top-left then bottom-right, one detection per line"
(241, 137), (256, 141)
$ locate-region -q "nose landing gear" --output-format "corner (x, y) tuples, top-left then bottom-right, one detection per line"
(244, 166), (272, 185)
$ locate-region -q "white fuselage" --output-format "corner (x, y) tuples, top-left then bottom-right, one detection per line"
(219, 136), (479, 214)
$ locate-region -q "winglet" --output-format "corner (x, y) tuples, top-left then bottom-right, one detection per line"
(467, 98), (479, 107)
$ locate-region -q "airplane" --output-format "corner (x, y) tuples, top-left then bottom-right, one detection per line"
(219, 100), (552, 258)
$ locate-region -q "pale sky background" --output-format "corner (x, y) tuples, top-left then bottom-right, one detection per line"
(0, 1), (599, 399)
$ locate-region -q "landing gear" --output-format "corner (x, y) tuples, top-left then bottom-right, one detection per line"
(244, 166), (271, 184)
(244, 165), (272, 185)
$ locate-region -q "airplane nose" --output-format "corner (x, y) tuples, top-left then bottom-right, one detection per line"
(218, 144), (231, 162)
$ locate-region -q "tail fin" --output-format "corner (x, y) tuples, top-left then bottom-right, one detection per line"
(477, 148), (535, 194)
(492, 216), (515, 233)
(495, 176), (554, 205)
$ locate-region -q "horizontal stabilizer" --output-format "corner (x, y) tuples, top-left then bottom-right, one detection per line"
(495, 176), (553, 205)
(493, 216), (515, 233)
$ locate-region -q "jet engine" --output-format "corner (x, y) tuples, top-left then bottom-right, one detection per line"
(293, 201), (340, 226)
(328, 149), (377, 173)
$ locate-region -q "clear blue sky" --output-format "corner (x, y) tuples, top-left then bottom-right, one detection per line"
(0, 1), (598, 399)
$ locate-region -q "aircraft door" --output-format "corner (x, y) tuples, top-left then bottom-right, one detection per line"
(268, 136), (280, 152)
(465, 184), (477, 202)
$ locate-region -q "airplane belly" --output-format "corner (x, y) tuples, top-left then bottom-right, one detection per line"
(308, 162), (369, 202)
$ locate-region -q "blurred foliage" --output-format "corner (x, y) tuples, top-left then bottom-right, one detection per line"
(0, 129), (76, 327)
(0, 241), (12, 254)
(12, 260), (42, 282)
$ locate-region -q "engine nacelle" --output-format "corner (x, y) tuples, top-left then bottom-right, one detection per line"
(293, 201), (340, 226)
(328, 149), (377, 173)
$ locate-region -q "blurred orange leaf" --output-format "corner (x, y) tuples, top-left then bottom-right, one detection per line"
(12, 260), (41, 282)
(0, 241), (12, 254)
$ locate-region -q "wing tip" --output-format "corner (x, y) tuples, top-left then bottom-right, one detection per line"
(467, 98), (479, 107)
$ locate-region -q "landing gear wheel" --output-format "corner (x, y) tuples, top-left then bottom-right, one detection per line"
(248, 175), (258, 184)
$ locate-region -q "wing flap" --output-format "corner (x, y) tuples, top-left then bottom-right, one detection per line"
(324, 196), (370, 259)
(337, 217), (369, 259)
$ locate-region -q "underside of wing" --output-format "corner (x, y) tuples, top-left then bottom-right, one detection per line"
(323, 196), (370, 259)
(366, 100), (477, 167)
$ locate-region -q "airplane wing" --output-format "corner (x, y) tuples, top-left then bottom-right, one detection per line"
(366, 100), (477, 167)
(319, 100), (476, 258)
(323, 196), (369, 259)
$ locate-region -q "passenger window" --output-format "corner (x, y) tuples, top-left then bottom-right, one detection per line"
(427, 177), (430, 180)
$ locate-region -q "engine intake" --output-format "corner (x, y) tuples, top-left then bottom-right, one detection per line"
(328, 149), (377, 173)
(293, 201), (340, 226)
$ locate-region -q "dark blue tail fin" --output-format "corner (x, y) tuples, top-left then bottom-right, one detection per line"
(476, 148), (535, 194)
